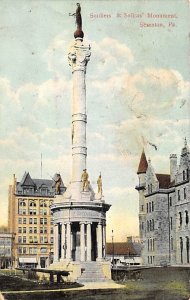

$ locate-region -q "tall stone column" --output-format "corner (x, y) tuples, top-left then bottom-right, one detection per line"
(53, 224), (59, 262)
(97, 222), (103, 260)
(80, 222), (85, 261)
(61, 223), (66, 259)
(68, 38), (91, 199)
(66, 222), (71, 260)
(102, 223), (106, 259)
(87, 222), (92, 261)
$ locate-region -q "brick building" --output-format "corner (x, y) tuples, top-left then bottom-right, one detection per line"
(136, 139), (190, 266)
(8, 172), (66, 268)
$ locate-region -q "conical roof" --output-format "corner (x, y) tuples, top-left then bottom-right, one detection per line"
(137, 150), (148, 174)
(20, 172), (35, 186)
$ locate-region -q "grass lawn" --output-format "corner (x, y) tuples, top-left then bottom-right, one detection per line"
(0, 267), (190, 300)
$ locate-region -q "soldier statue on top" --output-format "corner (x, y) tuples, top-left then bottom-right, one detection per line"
(81, 169), (89, 191)
(55, 174), (61, 195)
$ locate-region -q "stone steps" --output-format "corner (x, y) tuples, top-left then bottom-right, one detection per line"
(77, 262), (109, 283)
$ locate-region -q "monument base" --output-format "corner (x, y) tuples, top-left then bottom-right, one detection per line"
(48, 260), (112, 283)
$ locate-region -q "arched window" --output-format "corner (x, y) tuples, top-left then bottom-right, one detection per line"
(147, 220), (149, 232)
(152, 219), (154, 231)
(180, 237), (183, 264)
(19, 200), (26, 206)
(179, 212), (182, 226)
(186, 237), (189, 263)
(185, 210), (189, 225)
(184, 188), (187, 200)
(29, 201), (36, 207)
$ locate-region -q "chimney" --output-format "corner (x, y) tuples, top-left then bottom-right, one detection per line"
(170, 154), (177, 182)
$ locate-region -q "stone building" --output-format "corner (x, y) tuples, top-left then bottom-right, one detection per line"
(0, 231), (14, 269)
(136, 139), (190, 266)
(8, 172), (66, 268)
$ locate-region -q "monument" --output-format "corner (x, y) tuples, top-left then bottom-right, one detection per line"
(50, 4), (111, 282)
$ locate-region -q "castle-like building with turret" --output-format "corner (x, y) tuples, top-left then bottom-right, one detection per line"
(136, 139), (190, 266)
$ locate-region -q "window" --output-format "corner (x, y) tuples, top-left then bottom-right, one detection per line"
(29, 227), (33, 234)
(19, 200), (26, 206)
(23, 218), (26, 224)
(34, 227), (37, 234)
(34, 218), (37, 224)
(50, 237), (54, 243)
(150, 220), (152, 231)
(187, 169), (189, 180)
(150, 184), (152, 193)
(170, 217), (173, 230)
(149, 202), (151, 213)
(186, 237), (189, 263)
(179, 212), (182, 226)
(18, 218), (22, 224)
(147, 203), (148, 213)
(18, 236), (22, 243)
(29, 218), (33, 224)
(141, 205), (144, 212)
(29, 201), (36, 207)
(152, 239), (155, 251)
(23, 247), (27, 254)
(18, 227), (22, 234)
(171, 237), (173, 251)
(183, 170), (186, 181)
(23, 227), (26, 234)
(152, 202), (154, 212)
(180, 237), (183, 264)
(169, 197), (172, 206)
(185, 210), (189, 225)
(50, 227), (53, 234)
(147, 220), (149, 232)
(29, 236), (33, 243)
(44, 237), (48, 243)
(18, 247), (22, 254)
(23, 236), (26, 243)
(148, 239), (149, 251)
(44, 227), (47, 234)
(33, 236), (38, 243)
(41, 247), (47, 253)
(40, 227), (43, 234)
(29, 209), (36, 215)
(178, 190), (180, 201)
(142, 222), (144, 230)
(40, 236), (43, 243)
(152, 219), (154, 231)
(184, 188), (187, 200)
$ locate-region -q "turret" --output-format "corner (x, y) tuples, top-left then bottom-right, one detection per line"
(170, 154), (177, 183)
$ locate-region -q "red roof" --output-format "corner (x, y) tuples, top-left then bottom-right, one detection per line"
(106, 243), (137, 256)
(156, 174), (171, 189)
(137, 150), (148, 174)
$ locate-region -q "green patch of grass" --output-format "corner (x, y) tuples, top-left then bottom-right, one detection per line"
(162, 280), (190, 297)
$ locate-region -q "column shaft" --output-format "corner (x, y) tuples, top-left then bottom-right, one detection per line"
(102, 224), (106, 259)
(53, 224), (59, 262)
(66, 223), (71, 260)
(97, 223), (103, 260)
(61, 223), (66, 259)
(80, 223), (85, 261)
(87, 223), (92, 261)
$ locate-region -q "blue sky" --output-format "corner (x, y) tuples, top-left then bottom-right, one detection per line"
(0, 0), (189, 241)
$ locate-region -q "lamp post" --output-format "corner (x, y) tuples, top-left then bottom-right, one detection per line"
(112, 229), (114, 268)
